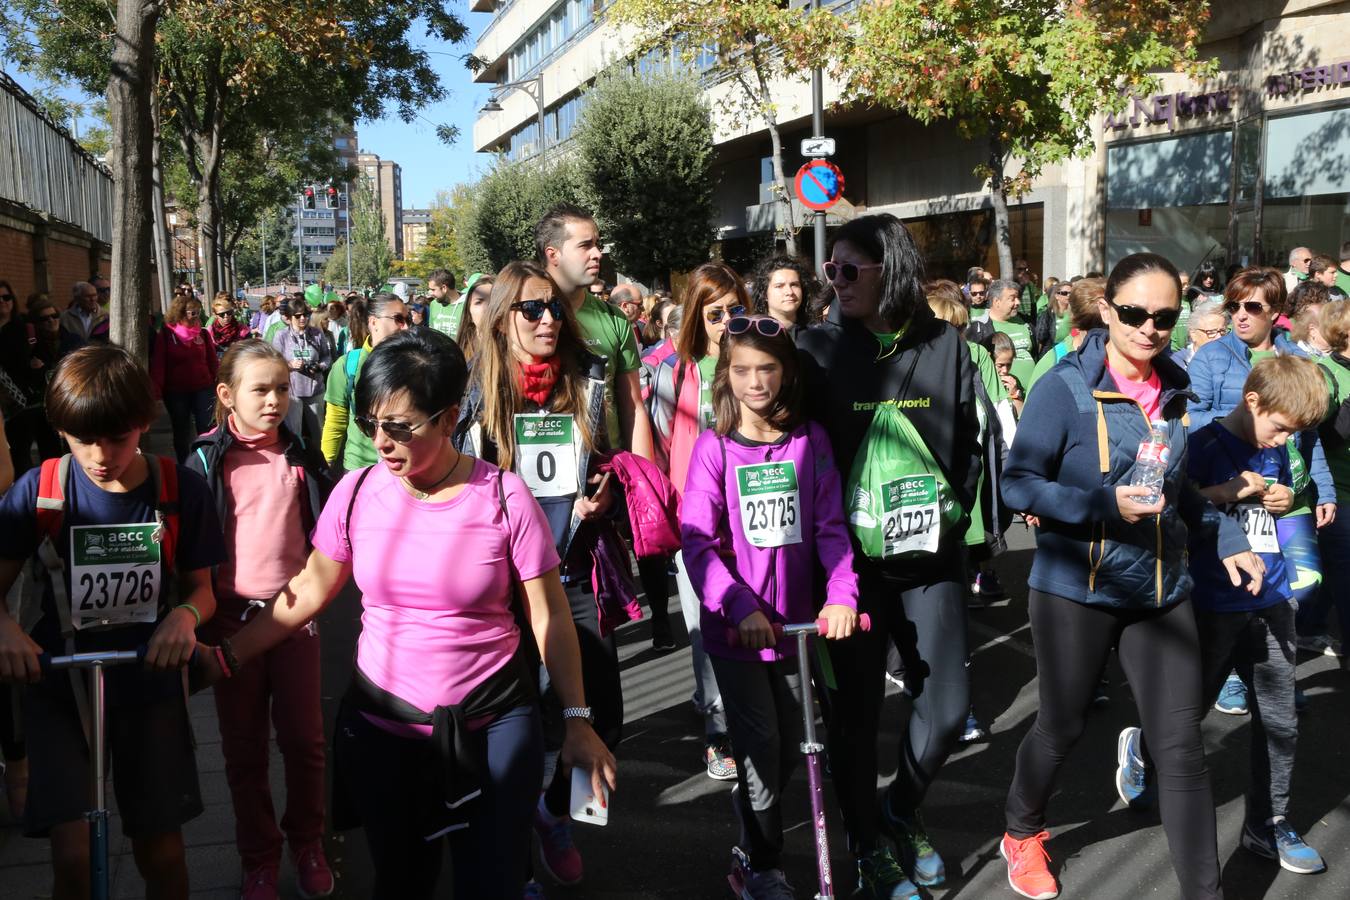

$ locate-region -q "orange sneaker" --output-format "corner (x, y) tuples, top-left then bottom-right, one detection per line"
(1000, 831), (1058, 899)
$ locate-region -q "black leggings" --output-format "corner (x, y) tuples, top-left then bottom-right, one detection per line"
(824, 553), (970, 855)
(0, 682), (23, 761)
(1005, 591), (1220, 900)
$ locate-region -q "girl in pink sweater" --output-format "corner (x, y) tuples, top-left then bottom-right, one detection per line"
(186, 340), (334, 900)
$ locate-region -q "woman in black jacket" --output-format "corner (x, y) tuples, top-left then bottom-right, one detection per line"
(798, 215), (982, 898)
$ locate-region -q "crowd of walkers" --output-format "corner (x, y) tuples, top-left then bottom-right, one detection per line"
(1, 215), (1349, 900)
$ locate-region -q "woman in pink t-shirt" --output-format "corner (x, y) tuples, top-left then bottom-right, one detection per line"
(199, 329), (616, 899)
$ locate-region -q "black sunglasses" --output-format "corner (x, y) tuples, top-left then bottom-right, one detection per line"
(37, 312), (61, 322)
(726, 316), (784, 337)
(823, 261), (883, 283)
(1107, 297), (1181, 331)
(353, 406), (450, 443)
(374, 313), (409, 326)
(1054, 288), (1072, 296)
(1224, 300), (1270, 318)
(511, 298), (566, 322)
(0, 294), (14, 302)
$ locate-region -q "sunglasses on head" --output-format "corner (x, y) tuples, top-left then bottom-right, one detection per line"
(1107, 297), (1181, 331)
(726, 316), (784, 338)
(353, 406), (450, 443)
(511, 298), (565, 322)
(1224, 299), (1270, 318)
(705, 304), (747, 325)
(823, 261), (883, 283)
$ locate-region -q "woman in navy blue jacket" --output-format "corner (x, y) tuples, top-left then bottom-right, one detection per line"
(996, 253), (1261, 900)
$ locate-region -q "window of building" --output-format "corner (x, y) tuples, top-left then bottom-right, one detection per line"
(1105, 130), (1233, 271)
(1260, 105), (1350, 269)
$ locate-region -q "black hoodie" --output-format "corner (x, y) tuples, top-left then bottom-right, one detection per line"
(797, 300), (983, 566)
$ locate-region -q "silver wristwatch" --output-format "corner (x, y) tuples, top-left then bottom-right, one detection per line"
(561, 706), (594, 723)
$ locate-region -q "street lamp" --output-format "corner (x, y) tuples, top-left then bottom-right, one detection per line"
(480, 73), (547, 159)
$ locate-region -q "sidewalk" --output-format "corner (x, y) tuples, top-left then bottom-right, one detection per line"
(0, 413), (327, 899)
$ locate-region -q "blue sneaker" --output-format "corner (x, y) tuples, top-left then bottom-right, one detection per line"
(1214, 674), (1248, 715)
(880, 795), (945, 886)
(523, 880), (546, 899)
(1240, 819), (1326, 874)
(855, 847), (921, 900)
(1114, 727), (1155, 808)
(959, 709), (987, 744)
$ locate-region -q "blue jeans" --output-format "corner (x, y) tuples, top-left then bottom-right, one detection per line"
(163, 388), (215, 462)
(1306, 510), (1350, 637)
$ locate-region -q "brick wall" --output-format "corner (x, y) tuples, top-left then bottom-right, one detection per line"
(0, 225), (35, 304)
(46, 234), (95, 313)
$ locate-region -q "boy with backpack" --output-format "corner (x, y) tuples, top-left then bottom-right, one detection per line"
(0, 345), (225, 899)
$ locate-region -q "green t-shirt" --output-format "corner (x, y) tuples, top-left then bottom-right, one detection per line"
(324, 347), (376, 469)
(1171, 300), (1194, 351)
(968, 340), (1006, 404)
(1250, 349), (1278, 364)
(428, 298), (465, 340)
(1028, 336), (1075, 394)
(990, 316), (1034, 359)
(697, 354), (718, 431)
(1054, 312), (1071, 345)
(573, 294), (642, 448)
(1316, 356), (1350, 502)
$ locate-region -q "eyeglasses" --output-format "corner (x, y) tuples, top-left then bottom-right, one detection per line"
(1223, 300), (1270, 318)
(374, 313), (409, 326)
(1107, 297), (1181, 330)
(1193, 326), (1229, 339)
(185, 308), (202, 317)
(705, 304), (747, 325)
(353, 406), (450, 443)
(824, 261), (883, 283)
(511, 298), (566, 322)
(726, 316), (784, 338)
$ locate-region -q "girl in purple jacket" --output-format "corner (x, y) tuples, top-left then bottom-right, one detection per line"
(681, 315), (859, 898)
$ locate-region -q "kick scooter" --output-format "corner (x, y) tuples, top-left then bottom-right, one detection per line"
(40, 647), (148, 900)
(726, 613), (871, 900)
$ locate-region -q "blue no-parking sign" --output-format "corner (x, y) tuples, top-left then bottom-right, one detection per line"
(794, 160), (845, 211)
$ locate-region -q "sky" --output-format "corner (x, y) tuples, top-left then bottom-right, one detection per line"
(2, 1), (497, 209)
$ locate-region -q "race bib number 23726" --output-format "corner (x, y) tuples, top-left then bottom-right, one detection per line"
(68, 523), (162, 630)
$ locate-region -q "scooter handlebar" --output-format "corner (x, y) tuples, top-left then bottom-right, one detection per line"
(38, 644), (196, 675)
(725, 612), (871, 648)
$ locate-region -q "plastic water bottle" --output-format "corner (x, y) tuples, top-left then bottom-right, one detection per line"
(1130, 421), (1170, 506)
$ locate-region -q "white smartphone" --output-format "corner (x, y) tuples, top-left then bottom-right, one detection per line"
(570, 767), (609, 826)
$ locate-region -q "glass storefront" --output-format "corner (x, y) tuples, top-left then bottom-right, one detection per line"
(1106, 100), (1350, 275)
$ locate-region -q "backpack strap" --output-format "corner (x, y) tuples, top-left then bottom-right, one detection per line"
(148, 455), (180, 572)
(36, 456), (73, 637)
(344, 348), (366, 411)
(343, 465), (377, 558)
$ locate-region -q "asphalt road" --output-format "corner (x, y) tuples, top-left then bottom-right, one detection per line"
(314, 523), (1350, 900)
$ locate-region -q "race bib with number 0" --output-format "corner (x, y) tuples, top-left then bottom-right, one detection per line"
(68, 523), (162, 630)
(736, 461), (802, 548)
(515, 414), (581, 498)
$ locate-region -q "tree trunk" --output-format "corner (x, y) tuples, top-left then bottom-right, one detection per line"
(748, 56), (796, 256)
(107, 0), (161, 364)
(988, 134), (1014, 279)
(150, 94), (173, 313)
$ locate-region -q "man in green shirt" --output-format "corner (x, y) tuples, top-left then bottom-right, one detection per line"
(1336, 240), (1350, 296)
(968, 278), (1038, 388)
(426, 268), (465, 340)
(536, 204), (653, 460)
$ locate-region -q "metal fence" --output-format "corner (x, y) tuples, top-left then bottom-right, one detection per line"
(0, 70), (113, 243)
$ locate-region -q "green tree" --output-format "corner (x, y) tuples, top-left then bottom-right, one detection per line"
(822, 0), (1214, 275)
(341, 178), (392, 288)
(393, 184), (484, 280)
(469, 156), (585, 272)
(234, 209), (298, 286)
(573, 70), (715, 287)
(609, 0), (837, 256)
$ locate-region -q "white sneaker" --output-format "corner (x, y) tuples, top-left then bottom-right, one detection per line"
(1296, 633), (1343, 658)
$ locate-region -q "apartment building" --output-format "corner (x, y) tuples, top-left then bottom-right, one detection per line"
(470, 0), (1350, 281)
(357, 152), (406, 259)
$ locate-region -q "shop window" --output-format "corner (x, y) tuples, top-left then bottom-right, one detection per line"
(1260, 105), (1350, 267)
(1106, 131), (1232, 272)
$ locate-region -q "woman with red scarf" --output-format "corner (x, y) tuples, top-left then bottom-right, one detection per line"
(208, 291), (251, 356)
(453, 260), (620, 892)
(151, 292), (219, 461)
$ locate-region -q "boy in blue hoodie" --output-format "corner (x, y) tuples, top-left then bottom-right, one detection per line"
(1117, 356), (1329, 875)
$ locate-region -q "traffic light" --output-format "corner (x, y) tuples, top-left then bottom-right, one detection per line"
(303, 187), (315, 210)
(325, 184), (339, 209)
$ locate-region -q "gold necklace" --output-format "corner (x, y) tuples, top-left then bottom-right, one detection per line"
(402, 450), (461, 500)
